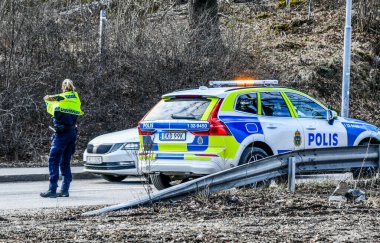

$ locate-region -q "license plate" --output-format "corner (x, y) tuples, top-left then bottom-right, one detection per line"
(87, 156), (102, 164)
(160, 132), (186, 141)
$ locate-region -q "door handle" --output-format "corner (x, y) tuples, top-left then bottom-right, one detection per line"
(266, 124), (277, 129)
(306, 127), (316, 130)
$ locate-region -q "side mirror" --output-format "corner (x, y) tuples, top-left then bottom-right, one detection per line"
(326, 109), (335, 125)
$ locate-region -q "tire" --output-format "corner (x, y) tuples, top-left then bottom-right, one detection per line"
(359, 141), (369, 146)
(238, 147), (268, 165)
(150, 174), (172, 190)
(101, 174), (127, 182)
(238, 147), (270, 188)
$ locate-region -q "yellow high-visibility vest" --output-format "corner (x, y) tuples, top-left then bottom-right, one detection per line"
(45, 91), (84, 117)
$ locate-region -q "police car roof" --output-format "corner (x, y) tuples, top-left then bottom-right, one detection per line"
(163, 86), (294, 99)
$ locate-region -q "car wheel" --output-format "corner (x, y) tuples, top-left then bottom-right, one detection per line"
(238, 147), (268, 165)
(101, 174), (127, 182)
(238, 147), (269, 188)
(150, 173), (173, 190)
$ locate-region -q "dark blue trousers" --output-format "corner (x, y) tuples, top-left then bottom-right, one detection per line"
(48, 129), (77, 192)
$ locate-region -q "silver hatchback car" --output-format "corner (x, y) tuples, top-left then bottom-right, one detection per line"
(83, 127), (140, 182)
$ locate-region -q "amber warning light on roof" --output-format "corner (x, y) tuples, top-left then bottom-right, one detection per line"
(209, 80), (279, 87)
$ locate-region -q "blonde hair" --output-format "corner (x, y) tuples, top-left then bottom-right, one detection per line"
(62, 79), (76, 91)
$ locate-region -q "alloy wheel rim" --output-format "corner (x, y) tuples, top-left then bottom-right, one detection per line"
(247, 153), (265, 163)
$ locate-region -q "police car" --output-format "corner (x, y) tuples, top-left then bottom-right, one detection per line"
(83, 127), (140, 182)
(138, 80), (380, 190)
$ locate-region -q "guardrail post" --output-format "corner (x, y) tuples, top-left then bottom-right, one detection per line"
(288, 157), (296, 193)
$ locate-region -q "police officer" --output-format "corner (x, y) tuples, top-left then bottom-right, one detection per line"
(40, 79), (84, 198)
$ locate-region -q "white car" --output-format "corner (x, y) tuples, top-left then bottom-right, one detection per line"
(83, 127), (140, 182)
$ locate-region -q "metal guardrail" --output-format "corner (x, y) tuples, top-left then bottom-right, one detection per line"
(83, 145), (380, 216)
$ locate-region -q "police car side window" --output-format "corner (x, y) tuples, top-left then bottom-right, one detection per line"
(260, 92), (291, 117)
(235, 93), (258, 114)
(286, 92), (327, 119)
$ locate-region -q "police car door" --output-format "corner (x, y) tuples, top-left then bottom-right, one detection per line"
(259, 92), (304, 154)
(285, 92), (347, 149)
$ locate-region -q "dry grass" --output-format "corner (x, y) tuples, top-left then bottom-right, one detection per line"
(1, 182), (380, 241)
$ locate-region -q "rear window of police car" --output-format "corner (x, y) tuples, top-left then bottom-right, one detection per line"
(144, 98), (211, 121)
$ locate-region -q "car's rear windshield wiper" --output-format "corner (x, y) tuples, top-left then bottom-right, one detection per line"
(171, 114), (197, 120)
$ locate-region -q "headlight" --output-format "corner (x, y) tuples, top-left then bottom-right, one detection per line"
(107, 143), (124, 153)
(122, 142), (140, 150)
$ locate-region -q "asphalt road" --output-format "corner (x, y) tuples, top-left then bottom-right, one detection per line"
(0, 177), (153, 210)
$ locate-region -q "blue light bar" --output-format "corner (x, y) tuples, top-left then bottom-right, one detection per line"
(209, 80), (279, 87)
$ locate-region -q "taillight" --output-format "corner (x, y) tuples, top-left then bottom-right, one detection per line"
(192, 99), (231, 136)
(209, 117), (231, 136)
(138, 102), (159, 136)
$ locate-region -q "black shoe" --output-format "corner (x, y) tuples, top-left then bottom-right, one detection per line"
(40, 190), (57, 198)
(57, 190), (69, 197)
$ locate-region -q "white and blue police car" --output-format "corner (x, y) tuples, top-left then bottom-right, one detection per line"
(138, 80), (380, 189)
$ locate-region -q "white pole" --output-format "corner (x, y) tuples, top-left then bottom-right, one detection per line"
(99, 9), (107, 56)
(341, 0), (352, 117)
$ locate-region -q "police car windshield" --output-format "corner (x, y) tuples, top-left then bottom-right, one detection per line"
(145, 98), (211, 121)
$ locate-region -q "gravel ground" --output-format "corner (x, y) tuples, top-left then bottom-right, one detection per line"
(1, 180), (380, 242)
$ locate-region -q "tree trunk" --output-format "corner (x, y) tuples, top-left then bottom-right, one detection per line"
(188, 0), (221, 54)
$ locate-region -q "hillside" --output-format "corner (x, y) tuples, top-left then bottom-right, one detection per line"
(0, 0), (379, 166)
